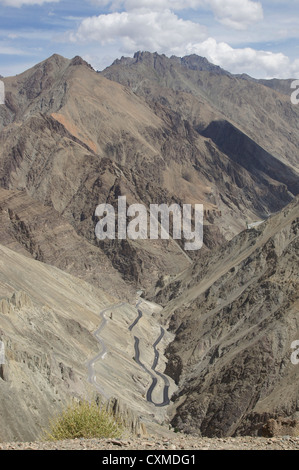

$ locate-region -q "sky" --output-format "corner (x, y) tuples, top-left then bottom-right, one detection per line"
(0, 0), (298, 79)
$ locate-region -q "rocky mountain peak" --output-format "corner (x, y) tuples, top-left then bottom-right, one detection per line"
(179, 54), (230, 75)
(112, 50), (230, 76)
(70, 55), (94, 69)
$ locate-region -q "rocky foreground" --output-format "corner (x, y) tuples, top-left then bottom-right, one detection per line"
(1, 435), (299, 451)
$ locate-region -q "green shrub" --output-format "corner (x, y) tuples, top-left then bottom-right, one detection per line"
(44, 398), (123, 441)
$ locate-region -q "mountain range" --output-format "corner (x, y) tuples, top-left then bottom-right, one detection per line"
(0, 51), (298, 441)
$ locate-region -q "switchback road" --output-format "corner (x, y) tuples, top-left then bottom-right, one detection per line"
(88, 300), (170, 407)
(87, 302), (125, 398)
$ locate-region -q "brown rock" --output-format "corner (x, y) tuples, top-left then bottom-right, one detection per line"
(262, 418), (299, 438)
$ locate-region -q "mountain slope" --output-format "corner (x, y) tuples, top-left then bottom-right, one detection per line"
(0, 243), (176, 441)
(0, 188), (133, 299)
(1, 53), (297, 278)
(103, 51), (299, 173)
(0, 52), (299, 440)
(0, 242), (113, 441)
(1, 56), (197, 292)
(154, 197), (299, 436)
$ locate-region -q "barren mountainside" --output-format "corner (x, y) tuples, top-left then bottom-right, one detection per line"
(0, 52), (299, 441)
(157, 197), (299, 436)
(103, 51), (299, 172)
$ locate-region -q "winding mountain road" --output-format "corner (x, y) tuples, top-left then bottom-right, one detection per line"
(128, 301), (142, 332)
(87, 302), (125, 398)
(147, 327), (170, 407)
(132, 325), (170, 407)
(87, 300), (170, 407)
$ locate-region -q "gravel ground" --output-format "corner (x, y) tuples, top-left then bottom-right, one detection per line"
(1, 435), (299, 450)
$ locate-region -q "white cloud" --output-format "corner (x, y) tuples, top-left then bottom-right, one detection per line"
(70, 12), (298, 78)
(69, 9), (207, 54)
(186, 37), (299, 78)
(90, 0), (263, 29)
(0, 0), (59, 7)
(69, 0), (297, 78)
(206, 0), (263, 30)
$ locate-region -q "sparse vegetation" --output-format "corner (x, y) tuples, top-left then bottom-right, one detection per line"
(44, 398), (123, 441)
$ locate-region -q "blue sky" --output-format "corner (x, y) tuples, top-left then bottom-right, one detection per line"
(0, 0), (298, 78)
